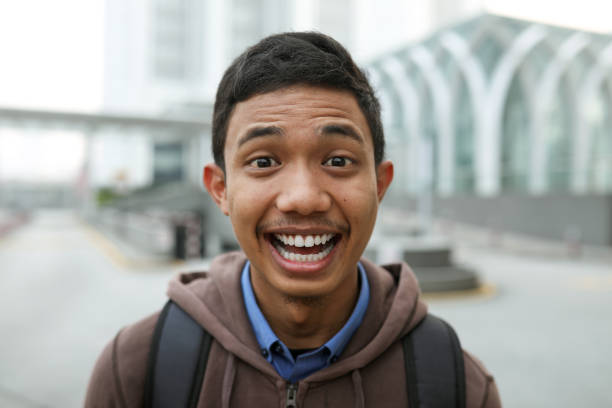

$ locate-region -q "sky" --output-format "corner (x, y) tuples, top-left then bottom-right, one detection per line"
(0, 129), (86, 184)
(0, 0), (610, 184)
(0, 1), (102, 184)
(0, 0), (104, 112)
(486, 0), (612, 33)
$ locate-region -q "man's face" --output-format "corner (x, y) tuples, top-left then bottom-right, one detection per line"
(205, 85), (393, 302)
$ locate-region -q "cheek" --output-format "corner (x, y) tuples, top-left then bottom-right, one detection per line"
(336, 180), (379, 226)
(226, 180), (275, 233)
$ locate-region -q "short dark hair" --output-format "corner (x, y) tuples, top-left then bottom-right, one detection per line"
(212, 31), (384, 171)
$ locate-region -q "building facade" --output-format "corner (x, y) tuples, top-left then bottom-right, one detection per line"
(101, 0), (347, 190)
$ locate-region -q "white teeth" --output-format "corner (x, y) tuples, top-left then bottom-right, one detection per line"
(273, 232), (337, 263)
(304, 235), (314, 247)
(273, 233), (337, 248)
(275, 242), (335, 263)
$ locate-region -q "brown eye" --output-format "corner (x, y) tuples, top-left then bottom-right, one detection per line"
(249, 157), (279, 168)
(323, 157), (353, 167)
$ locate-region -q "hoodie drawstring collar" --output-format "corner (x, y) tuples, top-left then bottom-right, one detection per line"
(221, 353), (236, 408)
(351, 369), (365, 408)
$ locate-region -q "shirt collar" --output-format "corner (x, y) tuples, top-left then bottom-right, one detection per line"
(241, 262), (279, 354)
(241, 260), (370, 364)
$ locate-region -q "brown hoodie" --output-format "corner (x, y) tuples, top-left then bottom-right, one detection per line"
(85, 252), (501, 407)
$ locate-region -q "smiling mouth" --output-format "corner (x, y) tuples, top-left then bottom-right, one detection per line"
(268, 233), (340, 263)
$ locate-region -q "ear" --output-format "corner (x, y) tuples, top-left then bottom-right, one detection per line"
(375, 160), (394, 202)
(203, 163), (229, 215)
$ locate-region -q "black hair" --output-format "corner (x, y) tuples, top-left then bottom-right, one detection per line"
(212, 31), (384, 170)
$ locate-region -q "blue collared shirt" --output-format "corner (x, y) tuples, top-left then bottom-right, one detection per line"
(241, 260), (370, 383)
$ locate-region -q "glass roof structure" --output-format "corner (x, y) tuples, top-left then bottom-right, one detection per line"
(367, 14), (612, 197)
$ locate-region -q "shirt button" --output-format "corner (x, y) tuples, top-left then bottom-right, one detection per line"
(272, 343), (283, 354)
(261, 349), (269, 358)
(330, 355), (338, 364)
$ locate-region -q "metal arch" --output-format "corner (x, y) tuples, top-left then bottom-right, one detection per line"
(479, 24), (547, 195)
(573, 42), (612, 193)
(376, 58), (421, 143)
(607, 72), (612, 118)
(442, 28), (543, 194)
(369, 64), (416, 194)
(604, 64), (612, 117)
(470, 17), (549, 119)
(529, 32), (590, 193)
(439, 31), (487, 196)
(563, 40), (602, 125)
(375, 59), (423, 194)
(490, 21), (548, 114)
(409, 46), (455, 195)
(563, 42), (597, 139)
(467, 16), (516, 51)
(562, 38), (601, 99)
(366, 65), (402, 133)
(570, 39), (600, 64)
(441, 32), (487, 103)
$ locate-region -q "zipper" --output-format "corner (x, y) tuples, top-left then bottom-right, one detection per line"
(285, 383), (298, 408)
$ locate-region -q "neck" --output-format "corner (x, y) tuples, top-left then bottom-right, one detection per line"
(251, 268), (359, 349)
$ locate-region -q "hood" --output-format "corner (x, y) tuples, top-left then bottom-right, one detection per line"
(166, 251), (428, 383)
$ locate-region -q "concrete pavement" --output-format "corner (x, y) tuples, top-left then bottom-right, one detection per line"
(0, 210), (198, 407)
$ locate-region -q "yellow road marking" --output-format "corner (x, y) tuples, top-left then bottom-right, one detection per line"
(566, 276), (612, 292)
(79, 220), (183, 271)
(422, 282), (497, 302)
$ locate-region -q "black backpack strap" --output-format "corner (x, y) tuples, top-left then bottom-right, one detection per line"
(144, 300), (212, 408)
(402, 314), (466, 408)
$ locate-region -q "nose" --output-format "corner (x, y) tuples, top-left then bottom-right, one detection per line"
(275, 166), (332, 215)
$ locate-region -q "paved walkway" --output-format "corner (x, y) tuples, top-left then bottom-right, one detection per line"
(426, 245), (612, 407)
(0, 210), (202, 407)
(0, 209), (610, 407)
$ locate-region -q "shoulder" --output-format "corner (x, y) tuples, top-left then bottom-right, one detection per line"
(85, 312), (160, 408)
(463, 350), (502, 408)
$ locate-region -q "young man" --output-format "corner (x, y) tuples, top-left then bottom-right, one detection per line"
(86, 32), (501, 407)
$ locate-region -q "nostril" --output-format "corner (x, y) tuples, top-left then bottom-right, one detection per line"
(275, 187), (331, 215)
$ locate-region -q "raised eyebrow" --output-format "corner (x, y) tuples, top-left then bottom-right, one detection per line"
(238, 126), (284, 147)
(319, 124), (364, 144)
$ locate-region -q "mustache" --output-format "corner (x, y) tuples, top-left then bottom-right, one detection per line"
(256, 216), (350, 235)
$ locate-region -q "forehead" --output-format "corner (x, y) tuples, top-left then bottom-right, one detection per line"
(225, 85), (371, 149)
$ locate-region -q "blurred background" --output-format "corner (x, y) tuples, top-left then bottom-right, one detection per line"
(0, 0), (611, 406)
